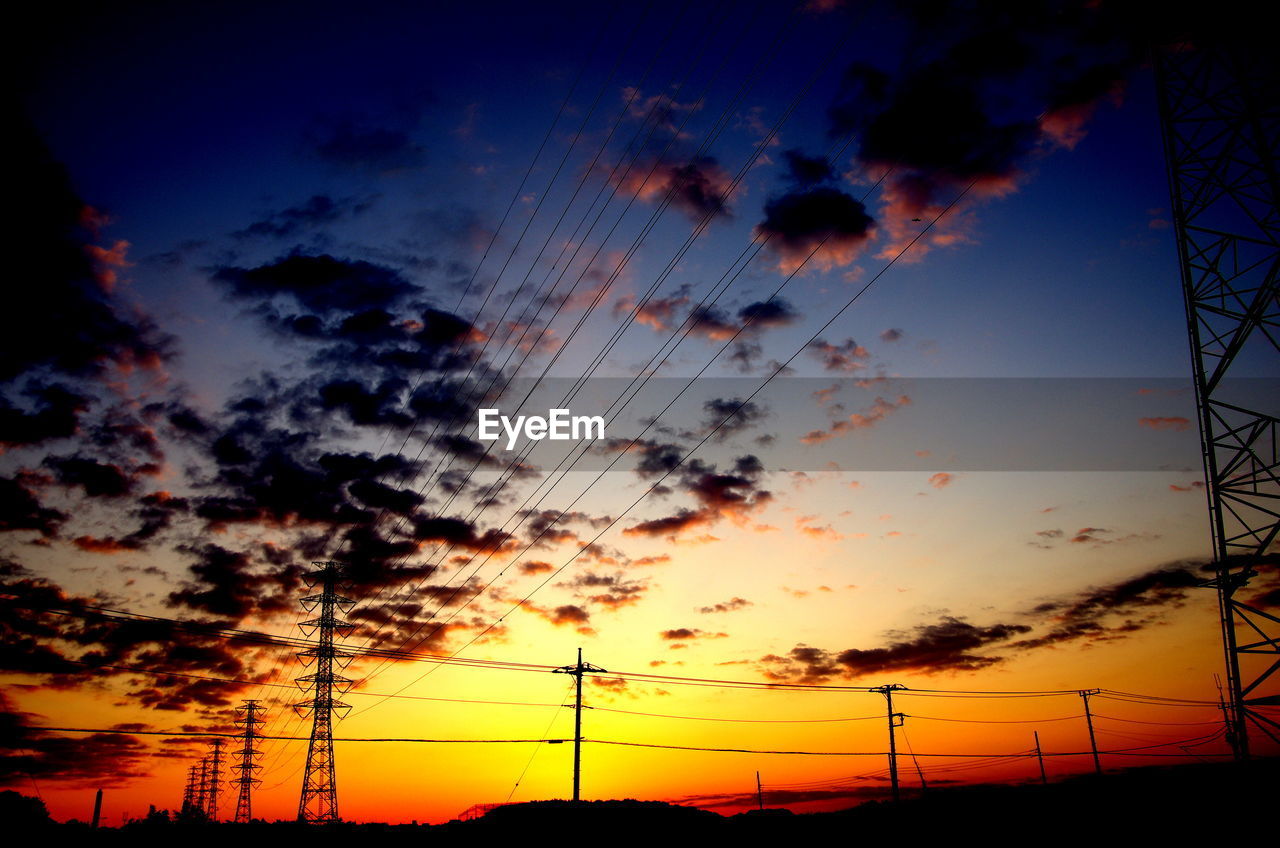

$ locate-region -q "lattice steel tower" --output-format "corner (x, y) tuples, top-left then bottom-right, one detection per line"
(181, 763), (198, 816)
(232, 700), (265, 823)
(1155, 35), (1280, 757)
(205, 738), (225, 820)
(295, 561), (355, 823)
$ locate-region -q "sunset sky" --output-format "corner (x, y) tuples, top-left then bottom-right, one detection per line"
(5, 0), (1276, 826)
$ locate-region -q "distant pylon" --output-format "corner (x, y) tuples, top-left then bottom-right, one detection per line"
(181, 763), (198, 814)
(295, 561), (355, 823)
(195, 756), (210, 816)
(233, 700), (266, 823)
(552, 647), (607, 802)
(205, 738), (225, 820)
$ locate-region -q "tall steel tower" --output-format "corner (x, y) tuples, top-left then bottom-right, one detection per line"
(181, 763), (198, 816)
(205, 738), (225, 821)
(1155, 36), (1280, 757)
(295, 561), (355, 823)
(232, 700), (265, 823)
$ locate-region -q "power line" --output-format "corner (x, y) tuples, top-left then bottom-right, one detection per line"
(22, 725), (1234, 757)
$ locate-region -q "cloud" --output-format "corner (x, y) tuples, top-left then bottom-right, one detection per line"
(0, 474), (68, 538)
(660, 628), (727, 642)
(686, 298), (800, 343)
(5, 117), (171, 383)
(231, 194), (376, 241)
(928, 472), (955, 489)
(799, 395), (910, 444)
(613, 289), (691, 332)
(613, 155), (734, 222)
(167, 543), (305, 620)
(824, 3), (1154, 260)
(0, 563), (276, 710)
(623, 455), (772, 541)
(304, 109), (428, 171)
(0, 384), (89, 450)
(43, 455), (136, 498)
(1015, 564), (1204, 650)
(759, 561), (1215, 682)
(700, 397), (766, 440)
(212, 252), (422, 319)
(1139, 417), (1192, 432)
(807, 337), (870, 372)
(697, 597), (752, 614)
(755, 187), (876, 272)
(0, 691), (151, 788)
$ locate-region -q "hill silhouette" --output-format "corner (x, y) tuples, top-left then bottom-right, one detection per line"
(34, 757), (1277, 844)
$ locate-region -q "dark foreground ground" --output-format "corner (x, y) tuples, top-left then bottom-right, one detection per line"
(11, 758), (1276, 843)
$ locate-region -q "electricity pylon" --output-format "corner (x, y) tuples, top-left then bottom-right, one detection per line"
(181, 764), (198, 815)
(295, 561), (355, 823)
(232, 700), (265, 823)
(205, 738), (224, 821)
(1155, 32), (1280, 758)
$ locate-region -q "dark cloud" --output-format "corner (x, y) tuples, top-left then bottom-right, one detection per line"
(0, 475), (67, 538)
(763, 617), (1030, 682)
(782, 149), (835, 186)
(0, 384), (88, 449)
(700, 397), (766, 440)
(660, 627), (727, 641)
(1014, 565), (1204, 650)
(3, 117), (172, 383)
(0, 564), (274, 709)
(231, 194), (376, 241)
(807, 337), (870, 372)
(759, 560), (1231, 683)
(413, 515), (512, 554)
(698, 597), (752, 614)
(564, 571), (649, 610)
(755, 187), (875, 271)
(614, 155), (734, 222)
(43, 455), (135, 498)
(0, 692), (150, 788)
(212, 252), (422, 318)
(167, 543), (304, 619)
(305, 109), (428, 171)
(686, 298), (801, 342)
(819, 2), (1172, 259)
(624, 455), (771, 540)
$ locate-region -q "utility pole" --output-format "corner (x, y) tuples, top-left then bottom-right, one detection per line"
(295, 561), (355, 823)
(1078, 689), (1101, 774)
(233, 700), (265, 823)
(756, 771), (764, 811)
(552, 648), (606, 802)
(871, 684), (907, 802)
(205, 738), (225, 821)
(1033, 732), (1048, 784)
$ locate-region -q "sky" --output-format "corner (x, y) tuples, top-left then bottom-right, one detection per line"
(4, 0), (1277, 826)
